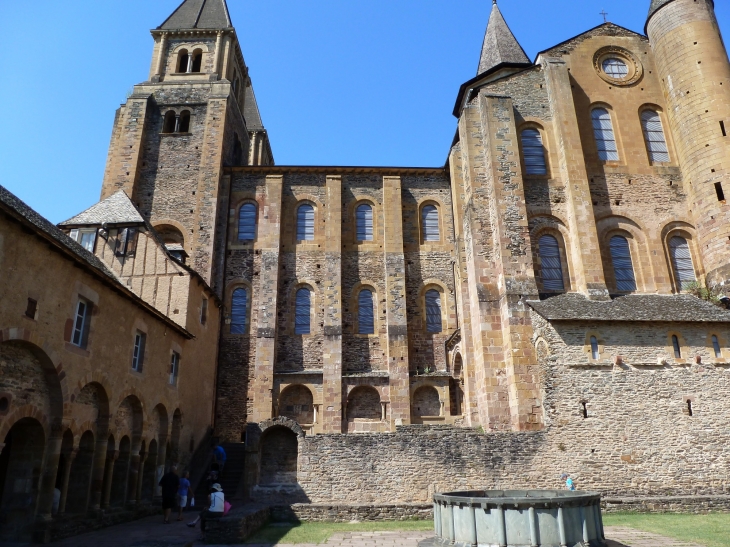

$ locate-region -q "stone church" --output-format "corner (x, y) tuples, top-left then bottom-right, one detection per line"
(3, 0), (730, 539)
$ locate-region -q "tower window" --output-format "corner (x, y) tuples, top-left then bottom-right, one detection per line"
(191, 50), (203, 73)
(715, 182), (725, 202)
(358, 289), (375, 335)
(592, 108), (619, 161)
(238, 203), (257, 241)
(178, 110), (191, 133)
(538, 234), (565, 292)
(672, 335), (682, 359)
(421, 205), (440, 242)
(712, 335), (722, 359)
(602, 58), (629, 79)
(669, 236), (696, 290)
(230, 288), (248, 334)
(296, 204), (315, 241)
(425, 289), (442, 333)
(521, 128), (548, 175)
(641, 110), (670, 163)
(163, 111), (176, 133)
(609, 235), (636, 292)
(356, 204), (374, 241)
(177, 49), (189, 73)
(295, 288), (312, 335)
(687, 400), (693, 417)
(721, 121), (727, 137)
(590, 336), (599, 360)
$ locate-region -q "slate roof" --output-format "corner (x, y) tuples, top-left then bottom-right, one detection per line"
(477, 1), (531, 76)
(527, 293), (730, 323)
(244, 85), (264, 131)
(59, 190), (144, 226)
(159, 0), (232, 31)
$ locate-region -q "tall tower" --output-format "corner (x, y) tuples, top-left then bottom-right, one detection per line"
(647, 0), (730, 287)
(100, 0), (273, 292)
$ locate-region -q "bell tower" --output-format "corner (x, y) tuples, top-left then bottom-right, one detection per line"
(647, 0), (730, 287)
(100, 0), (273, 292)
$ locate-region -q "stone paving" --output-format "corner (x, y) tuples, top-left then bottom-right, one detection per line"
(10, 517), (709, 547)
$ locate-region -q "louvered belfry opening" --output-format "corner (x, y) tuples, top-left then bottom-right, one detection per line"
(669, 236), (696, 290)
(641, 110), (670, 163)
(609, 236), (637, 292)
(425, 290), (442, 333)
(356, 204), (373, 241)
(297, 204), (315, 241)
(538, 235), (565, 292)
(295, 288), (312, 335)
(521, 129), (548, 175)
(421, 205), (440, 241)
(358, 289), (375, 335)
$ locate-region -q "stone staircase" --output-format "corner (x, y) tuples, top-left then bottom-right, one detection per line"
(193, 443), (246, 503)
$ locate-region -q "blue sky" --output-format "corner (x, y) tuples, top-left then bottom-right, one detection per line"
(1, 0), (728, 223)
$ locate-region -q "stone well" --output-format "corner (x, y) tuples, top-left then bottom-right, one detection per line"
(430, 490), (606, 547)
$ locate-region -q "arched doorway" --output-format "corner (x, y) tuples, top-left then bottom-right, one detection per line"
(65, 431), (95, 514)
(0, 418), (46, 538)
(259, 427), (298, 486)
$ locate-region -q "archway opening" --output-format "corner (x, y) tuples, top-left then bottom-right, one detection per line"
(66, 431), (95, 514)
(0, 418), (46, 538)
(278, 385), (314, 425)
(412, 386), (441, 421)
(142, 439), (158, 501)
(110, 436), (131, 506)
(259, 427), (298, 486)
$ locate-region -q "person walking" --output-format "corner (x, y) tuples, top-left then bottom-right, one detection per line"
(212, 442), (227, 473)
(177, 470), (192, 521)
(187, 483), (225, 541)
(158, 465), (180, 524)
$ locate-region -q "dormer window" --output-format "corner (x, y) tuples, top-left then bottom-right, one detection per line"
(115, 228), (139, 257)
(69, 228), (97, 253)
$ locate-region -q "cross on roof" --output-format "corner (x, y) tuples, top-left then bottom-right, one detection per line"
(600, 9), (609, 23)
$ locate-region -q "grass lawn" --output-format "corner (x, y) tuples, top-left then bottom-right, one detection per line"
(244, 520), (434, 544)
(604, 512), (730, 547)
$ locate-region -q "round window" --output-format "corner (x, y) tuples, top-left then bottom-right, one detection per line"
(602, 58), (629, 79)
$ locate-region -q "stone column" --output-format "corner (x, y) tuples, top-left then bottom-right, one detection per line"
(136, 451), (148, 505)
(154, 33), (168, 80)
(383, 176), (411, 428)
(101, 451), (118, 509)
(89, 434), (108, 511)
(213, 31), (224, 78)
(155, 440), (168, 498)
(250, 175), (284, 423)
(36, 425), (63, 520)
(543, 57), (609, 299)
(126, 451), (141, 507)
(186, 53), (194, 74)
(322, 175), (344, 433)
(174, 115), (181, 134)
(58, 449), (78, 515)
(221, 36), (232, 80)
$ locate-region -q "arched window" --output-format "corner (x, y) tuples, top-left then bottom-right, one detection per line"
(356, 204), (374, 241)
(590, 336), (599, 360)
(358, 289), (375, 335)
(609, 235), (637, 292)
(191, 50), (203, 73)
(295, 288), (312, 335)
(177, 50), (189, 73)
(163, 111), (176, 133)
(238, 203), (257, 241)
(521, 128), (548, 175)
(538, 235), (564, 292)
(421, 205), (440, 242)
(641, 110), (670, 163)
(712, 335), (722, 359)
(669, 236), (696, 290)
(425, 290), (442, 333)
(230, 288), (248, 334)
(592, 108), (619, 161)
(672, 335), (682, 359)
(296, 204), (315, 241)
(178, 110), (191, 133)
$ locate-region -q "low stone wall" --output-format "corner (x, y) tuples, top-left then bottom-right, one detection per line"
(44, 504), (162, 543)
(204, 504), (270, 544)
(603, 495), (730, 514)
(272, 503), (433, 523)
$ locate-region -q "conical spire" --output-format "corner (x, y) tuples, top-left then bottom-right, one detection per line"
(158, 0), (232, 31)
(477, 0), (531, 76)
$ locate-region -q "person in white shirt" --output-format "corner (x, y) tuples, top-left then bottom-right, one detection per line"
(187, 483), (225, 540)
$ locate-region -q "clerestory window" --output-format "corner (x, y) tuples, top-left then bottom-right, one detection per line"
(521, 128), (548, 175)
(592, 108), (619, 161)
(641, 110), (670, 163)
(609, 235), (636, 292)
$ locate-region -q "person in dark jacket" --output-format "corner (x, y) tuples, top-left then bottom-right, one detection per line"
(158, 465), (180, 524)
